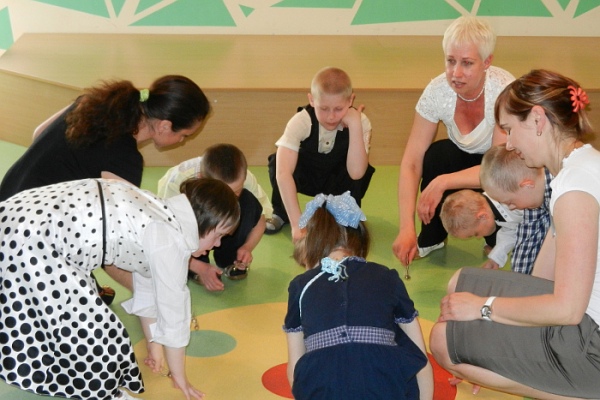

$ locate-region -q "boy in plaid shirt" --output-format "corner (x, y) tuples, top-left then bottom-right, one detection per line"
(480, 145), (552, 274)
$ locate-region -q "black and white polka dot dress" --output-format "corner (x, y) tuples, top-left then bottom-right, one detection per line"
(0, 179), (198, 399)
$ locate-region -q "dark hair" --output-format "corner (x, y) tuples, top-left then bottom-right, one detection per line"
(179, 177), (240, 236)
(494, 69), (593, 141)
(66, 75), (210, 146)
(302, 206), (370, 268)
(142, 75), (210, 131)
(200, 143), (247, 184)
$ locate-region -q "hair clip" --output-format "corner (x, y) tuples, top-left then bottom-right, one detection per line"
(139, 88), (150, 103)
(299, 191), (366, 229)
(568, 85), (589, 113)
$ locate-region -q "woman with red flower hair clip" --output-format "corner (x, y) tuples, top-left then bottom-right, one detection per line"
(429, 69), (600, 399)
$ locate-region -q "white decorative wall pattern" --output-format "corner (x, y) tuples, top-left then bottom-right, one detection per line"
(0, 0), (599, 55)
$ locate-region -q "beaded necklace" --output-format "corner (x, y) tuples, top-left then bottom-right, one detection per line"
(457, 83), (485, 102)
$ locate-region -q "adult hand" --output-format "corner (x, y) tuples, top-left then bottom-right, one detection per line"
(171, 375), (205, 400)
(392, 230), (418, 267)
(190, 258), (224, 291)
(439, 292), (484, 322)
(291, 226), (306, 244)
(417, 175), (447, 224)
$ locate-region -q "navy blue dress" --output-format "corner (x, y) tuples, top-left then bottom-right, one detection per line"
(284, 257), (427, 399)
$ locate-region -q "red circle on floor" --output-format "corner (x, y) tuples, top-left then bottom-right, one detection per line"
(262, 363), (293, 398)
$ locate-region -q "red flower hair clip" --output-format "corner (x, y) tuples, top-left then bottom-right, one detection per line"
(568, 85), (590, 113)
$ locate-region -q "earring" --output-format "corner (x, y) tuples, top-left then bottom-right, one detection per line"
(535, 117), (542, 136)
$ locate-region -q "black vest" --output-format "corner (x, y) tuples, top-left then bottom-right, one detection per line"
(297, 104), (350, 174)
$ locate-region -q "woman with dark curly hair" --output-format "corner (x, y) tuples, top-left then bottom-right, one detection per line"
(0, 75), (210, 201)
(0, 75), (210, 303)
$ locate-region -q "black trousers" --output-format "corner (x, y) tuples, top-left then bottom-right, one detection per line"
(418, 139), (483, 247)
(268, 153), (375, 223)
(199, 190), (262, 268)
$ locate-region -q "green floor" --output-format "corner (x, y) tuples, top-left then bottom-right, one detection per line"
(0, 140), (521, 400)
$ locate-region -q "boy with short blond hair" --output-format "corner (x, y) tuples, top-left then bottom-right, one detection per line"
(267, 66), (375, 242)
(442, 145), (552, 273)
(480, 145), (552, 274)
(441, 189), (523, 269)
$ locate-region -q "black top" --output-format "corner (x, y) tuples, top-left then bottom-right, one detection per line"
(0, 103), (143, 201)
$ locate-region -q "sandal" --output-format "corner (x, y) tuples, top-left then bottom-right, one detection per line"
(265, 214), (287, 235)
(98, 285), (116, 306)
(223, 262), (249, 280)
(113, 389), (141, 399)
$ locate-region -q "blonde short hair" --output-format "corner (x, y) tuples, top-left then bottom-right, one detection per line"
(442, 16), (496, 60)
(480, 145), (538, 193)
(310, 67), (353, 100)
(440, 189), (487, 236)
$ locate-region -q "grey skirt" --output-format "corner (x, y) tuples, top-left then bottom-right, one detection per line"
(447, 267), (600, 399)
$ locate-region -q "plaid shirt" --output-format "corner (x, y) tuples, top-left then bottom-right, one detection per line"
(511, 169), (553, 274)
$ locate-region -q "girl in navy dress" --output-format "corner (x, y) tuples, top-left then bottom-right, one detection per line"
(283, 192), (433, 399)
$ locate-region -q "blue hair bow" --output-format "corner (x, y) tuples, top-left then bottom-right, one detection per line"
(298, 191), (366, 229)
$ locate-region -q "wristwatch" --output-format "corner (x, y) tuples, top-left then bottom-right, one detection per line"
(480, 296), (496, 321)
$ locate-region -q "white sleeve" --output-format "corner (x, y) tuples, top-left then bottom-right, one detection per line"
(487, 202), (523, 267)
(488, 225), (517, 267)
(157, 158), (202, 199)
(157, 166), (186, 198)
(361, 112), (372, 154)
(123, 223), (192, 348)
(415, 74), (447, 124)
(275, 110), (312, 152)
(244, 170), (274, 219)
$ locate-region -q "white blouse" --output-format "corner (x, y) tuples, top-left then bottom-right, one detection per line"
(98, 181), (199, 348)
(550, 144), (600, 324)
(416, 66), (515, 154)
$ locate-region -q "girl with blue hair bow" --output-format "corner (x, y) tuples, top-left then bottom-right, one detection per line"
(283, 192), (433, 399)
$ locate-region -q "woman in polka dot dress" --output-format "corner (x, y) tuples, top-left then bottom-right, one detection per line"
(0, 177), (240, 400)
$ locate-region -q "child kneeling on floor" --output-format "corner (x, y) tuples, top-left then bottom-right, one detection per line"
(158, 143), (267, 291)
(283, 191), (433, 399)
(440, 189), (523, 270)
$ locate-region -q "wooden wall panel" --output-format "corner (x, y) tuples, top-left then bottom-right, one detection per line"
(1, 34), (599, 166)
